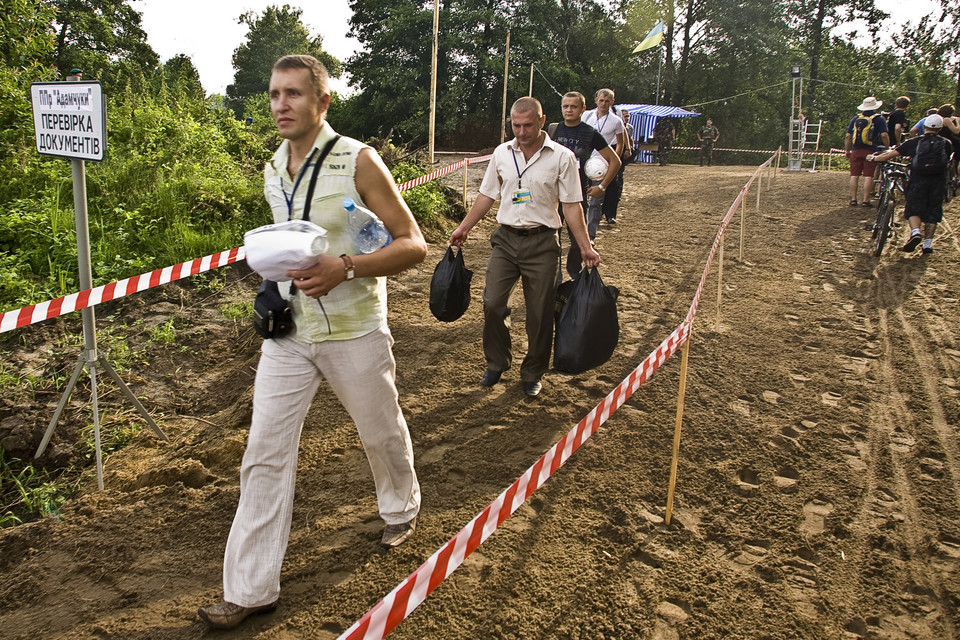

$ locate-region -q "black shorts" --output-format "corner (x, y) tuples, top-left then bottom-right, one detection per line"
(905, 175), (946, 224)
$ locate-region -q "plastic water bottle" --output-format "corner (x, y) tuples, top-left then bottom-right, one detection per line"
(344, 198), (392, 253)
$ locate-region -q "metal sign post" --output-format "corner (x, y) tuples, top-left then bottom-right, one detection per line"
(29, 73), (167, 489)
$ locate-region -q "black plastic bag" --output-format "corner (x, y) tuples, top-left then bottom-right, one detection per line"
(429, 246), (473, 322)
(553, 268), (619, 374)
(253, 280), (294, 339)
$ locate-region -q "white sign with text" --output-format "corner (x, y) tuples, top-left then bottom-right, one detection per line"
(30, 82), (107, 162)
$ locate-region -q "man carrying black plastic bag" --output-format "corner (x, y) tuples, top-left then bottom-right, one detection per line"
(554, 267), (619, 374)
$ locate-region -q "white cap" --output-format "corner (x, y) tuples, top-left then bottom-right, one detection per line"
(925, 114), (944, 129)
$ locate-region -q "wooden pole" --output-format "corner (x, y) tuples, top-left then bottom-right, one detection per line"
(756, 178), (761, 214)
(739, 192), (745, 261)
(462, 162), (468, 209)
(500, 30), (511, 145)
(665, 333), (692, 525)
(428, 0), (439, 164)
(529, 63), (534, 97)
(716, 240), (724, 331)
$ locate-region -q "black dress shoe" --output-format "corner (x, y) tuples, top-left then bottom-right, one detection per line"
(523, 380), (542, 396)
(480, 369), (502, 387)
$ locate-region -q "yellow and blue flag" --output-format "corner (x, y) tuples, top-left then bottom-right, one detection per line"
(633, 20), (665, 53)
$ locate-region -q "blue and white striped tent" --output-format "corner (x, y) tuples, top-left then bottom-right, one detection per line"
(616, 104), (700, 163)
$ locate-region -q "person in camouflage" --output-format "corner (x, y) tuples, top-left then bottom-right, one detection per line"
(697, 119), (719, 166)
(652, 117), (675, 166)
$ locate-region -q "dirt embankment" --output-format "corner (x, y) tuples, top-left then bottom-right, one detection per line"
(1, 162), (959, 639)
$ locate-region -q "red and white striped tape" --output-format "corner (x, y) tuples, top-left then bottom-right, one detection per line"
(0, 156), (494, 334)
(0, 248), (245, 333)
(338, 321), (690, 640)
(337, 154), (776, 640)
(671, 145), (776, 153)
(395, 154), (493, 192)
(670, 146), (843, 157)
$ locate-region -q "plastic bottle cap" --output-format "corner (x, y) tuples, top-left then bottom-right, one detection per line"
(343, 198), (356, 211)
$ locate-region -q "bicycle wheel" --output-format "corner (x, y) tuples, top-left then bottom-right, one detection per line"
(873, 200), (893, 257)
(946, 163), (958, 202)
(872, 192), (888, 238)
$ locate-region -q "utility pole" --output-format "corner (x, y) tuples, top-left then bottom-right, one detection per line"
(500, 30), (511, 144)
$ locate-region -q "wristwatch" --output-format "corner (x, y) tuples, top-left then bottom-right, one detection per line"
(340, 254), (355, 281)
(597, 184), (606, 192)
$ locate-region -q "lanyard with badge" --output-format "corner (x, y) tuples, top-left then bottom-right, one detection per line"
(510, 148), (533, 205)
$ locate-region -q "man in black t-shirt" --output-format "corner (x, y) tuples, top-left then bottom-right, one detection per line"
(550, 91), (621, 277)
(653, 117), (676, 166)
(868, 114), (948, 256)
(886, 96), (911, 146)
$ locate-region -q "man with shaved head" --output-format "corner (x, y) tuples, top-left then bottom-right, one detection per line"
(449, 97), (599, 397)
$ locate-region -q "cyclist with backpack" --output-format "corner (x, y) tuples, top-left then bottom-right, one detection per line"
(845, 96), (890, 207)
(868, 114), (950, 256)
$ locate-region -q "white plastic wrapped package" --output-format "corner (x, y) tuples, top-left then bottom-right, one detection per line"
(584, 156), (607, 180)
(243, 220), (329, 281)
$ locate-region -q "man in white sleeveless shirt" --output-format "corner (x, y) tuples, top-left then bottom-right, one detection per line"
(199, 55), (425, 630)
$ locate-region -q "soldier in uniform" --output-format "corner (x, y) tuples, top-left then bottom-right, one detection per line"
(697, 119), (720, 166)
(652, 117), (675, 166)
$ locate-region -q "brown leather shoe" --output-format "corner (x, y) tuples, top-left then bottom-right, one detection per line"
(381, 516), (417, 548)
(198, 600), (277, 629)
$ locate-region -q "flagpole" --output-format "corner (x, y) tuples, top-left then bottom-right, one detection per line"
(656, 53), (662, 105)
(634, 21), (665, 104)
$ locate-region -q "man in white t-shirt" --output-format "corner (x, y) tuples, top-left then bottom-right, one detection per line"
(583, 88), (626, 224)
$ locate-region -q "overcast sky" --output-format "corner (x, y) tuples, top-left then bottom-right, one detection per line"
(137, 0), (939, 98)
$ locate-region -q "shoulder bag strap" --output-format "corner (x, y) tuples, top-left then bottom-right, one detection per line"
(301, 134), (342, 222)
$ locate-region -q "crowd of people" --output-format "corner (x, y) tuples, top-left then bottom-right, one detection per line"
(844, 94), (960, 256)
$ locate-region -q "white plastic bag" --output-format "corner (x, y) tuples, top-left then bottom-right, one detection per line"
(243, 220), (329, 281)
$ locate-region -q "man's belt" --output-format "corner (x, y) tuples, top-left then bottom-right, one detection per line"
(500, 224), (556, 236)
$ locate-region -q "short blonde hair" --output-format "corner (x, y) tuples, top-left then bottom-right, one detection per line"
(273, 55), (330, 100)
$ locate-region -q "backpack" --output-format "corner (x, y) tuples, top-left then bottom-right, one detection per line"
(912, 134), (950, 176)
(853, 113), (879, 145)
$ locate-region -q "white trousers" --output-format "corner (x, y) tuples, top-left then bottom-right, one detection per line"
(222, 326), (420, 606)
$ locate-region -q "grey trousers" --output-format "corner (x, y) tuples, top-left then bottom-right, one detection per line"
(482, 226), (560, 382)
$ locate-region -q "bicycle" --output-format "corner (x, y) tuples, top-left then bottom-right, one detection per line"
(945, 152), (958, 203)
(871, 160), (910, 257)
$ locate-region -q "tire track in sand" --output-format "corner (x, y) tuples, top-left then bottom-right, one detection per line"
(858, 267), (960, 638)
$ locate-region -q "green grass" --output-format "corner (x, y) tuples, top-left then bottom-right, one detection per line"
(0, 447), (81, 527)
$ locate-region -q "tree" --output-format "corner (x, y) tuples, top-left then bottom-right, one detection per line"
(346, 0), (630, 148)
(50, 0), (159, 79)
(786, 0), (887, 101)
(226, 4), (342, 113)
(0, 0), (57, 150)
(162, 54), (205, 104)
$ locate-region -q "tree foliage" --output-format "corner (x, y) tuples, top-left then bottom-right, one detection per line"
(0, 0), (57, 151)
(0, 0), (957, 310)
(346, 0), (638, 148)
(226, 4), (342, 114)
(49, 0), (159, 79)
